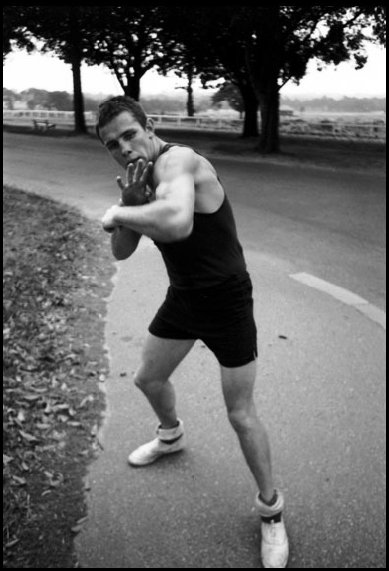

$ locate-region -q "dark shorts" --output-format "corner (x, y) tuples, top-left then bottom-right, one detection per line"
(148, 272), (258, 368)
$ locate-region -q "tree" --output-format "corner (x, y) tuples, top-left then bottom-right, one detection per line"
(34, 6), (88, 133)
(174, 63), (196, 117)
(4, 6), (89, 133)
(3, 87), (18, 110)
(235, 6), (387, 152)
(154, 7), (230, 120)
(83, 7), (167, 101)
(3, 6), (35, 61)
(156, 7), (260, 137)
(47, 91), (73, 111)
(20, 88), (49, 109)
(212, 83), (244, 117)
(157, 6), (386, 151)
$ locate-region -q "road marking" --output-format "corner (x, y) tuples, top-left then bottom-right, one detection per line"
(290, 272), (386, 330)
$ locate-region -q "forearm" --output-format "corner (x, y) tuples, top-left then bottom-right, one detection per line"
(111, 225), (141, 260)
(113, 201), (191, 243)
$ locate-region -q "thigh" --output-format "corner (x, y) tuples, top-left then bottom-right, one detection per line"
(139, 333), (195, 381)
(220, 360), (257, 412)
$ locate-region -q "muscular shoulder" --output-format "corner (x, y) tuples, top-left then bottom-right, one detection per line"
(153, 146), (198, 184)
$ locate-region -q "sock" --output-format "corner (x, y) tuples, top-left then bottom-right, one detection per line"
(259, 490), (278, 507)
(159, 420), (180, 430)
(259, 490), (283, 524)
(158, 420), (181, 444)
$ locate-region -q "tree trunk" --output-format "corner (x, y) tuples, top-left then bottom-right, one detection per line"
(257, 87), (280, 153)
(244, 6), (281, 153)
(240, 83), (259, 137)
(124, 80), (141, 101)
(72, 59), (87, 134)
(186, 66), (195, 116)
(69, 7), (87, 134)
(187, 84), (195, 117)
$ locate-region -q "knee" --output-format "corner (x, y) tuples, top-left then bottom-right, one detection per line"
(227, 406), (255, 434)
(133, 365), (163, 392)
(133, 366), (152, 391)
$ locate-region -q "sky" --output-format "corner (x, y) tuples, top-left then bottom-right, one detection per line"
(3, 43), (386, 100)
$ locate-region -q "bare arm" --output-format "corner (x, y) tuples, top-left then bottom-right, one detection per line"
(106, 160), (153, 260)
(102, 148), (196, 244)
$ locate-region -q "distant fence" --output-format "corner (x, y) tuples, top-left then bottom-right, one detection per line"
(3, 109), (386, 141)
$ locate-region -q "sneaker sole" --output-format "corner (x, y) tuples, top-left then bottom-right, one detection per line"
(128, 446), (184, 467)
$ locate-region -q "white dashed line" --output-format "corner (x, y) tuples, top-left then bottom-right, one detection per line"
(290, 272), (386, 330)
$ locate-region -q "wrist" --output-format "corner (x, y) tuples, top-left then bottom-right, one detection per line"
(113, 204), (124, 225)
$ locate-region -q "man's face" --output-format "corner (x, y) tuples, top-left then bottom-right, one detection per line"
(99, 111), (154, 169)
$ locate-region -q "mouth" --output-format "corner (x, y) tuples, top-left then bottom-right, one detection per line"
(126, 158), (145, 168)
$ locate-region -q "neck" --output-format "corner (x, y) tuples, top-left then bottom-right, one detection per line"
(150, 136), (167, 162)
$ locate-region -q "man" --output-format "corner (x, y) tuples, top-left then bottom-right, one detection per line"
(99, 96), (289, 568)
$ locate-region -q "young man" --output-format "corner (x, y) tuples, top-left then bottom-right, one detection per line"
(99, 96), (289, 568)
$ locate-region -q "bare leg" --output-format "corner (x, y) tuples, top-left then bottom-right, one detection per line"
(134, 333), (195, 429)
(221, 360), (275, 502)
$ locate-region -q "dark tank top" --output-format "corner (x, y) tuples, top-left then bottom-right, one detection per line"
(153, 144), (247, 289)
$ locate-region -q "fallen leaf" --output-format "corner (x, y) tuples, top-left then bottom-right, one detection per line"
(90, 424), (99, 436)
(71, 524), (83, 534)
(22, 394), (42, 402)
(30, 387), (49, 394)
(19, 430), (39, 443)
(36, 423), (51, 430)
(50, 430), (66, 441)
(12, 475), (27, 486)
(17, 410), (27, 423)
(53, 403), (70, 411)
(3, 454), (14, 466)
(5, 538), (20, 548)
(80, 395), (94, 408)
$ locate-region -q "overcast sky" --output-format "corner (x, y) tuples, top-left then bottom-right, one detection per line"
(3, 43), (386, 99)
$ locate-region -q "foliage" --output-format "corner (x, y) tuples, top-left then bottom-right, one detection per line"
(212, 83), (244, 114)
(153, 6), (386, 150)
(4, 6), (386, 150)
(6, 6), (92, 133)
(3, 6), (36, 59)
(3, 186), (115, 568)
(82, 6), (168, 100)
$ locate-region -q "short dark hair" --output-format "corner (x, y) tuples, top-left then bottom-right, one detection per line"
(96, 96), (148, 141)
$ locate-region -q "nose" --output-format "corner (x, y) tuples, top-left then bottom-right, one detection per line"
(119, 139), (132, 157)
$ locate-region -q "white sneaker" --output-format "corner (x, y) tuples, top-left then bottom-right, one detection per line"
(256, 491), (289, 568)
(128, 419), (185, 466)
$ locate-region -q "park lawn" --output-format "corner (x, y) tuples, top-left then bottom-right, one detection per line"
(3, 186), (115, 568)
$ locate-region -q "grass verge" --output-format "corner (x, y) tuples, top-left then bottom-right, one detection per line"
(3, 186), (115, 568)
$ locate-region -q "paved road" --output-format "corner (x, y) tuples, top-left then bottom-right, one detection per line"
(3, 132), (386, 568)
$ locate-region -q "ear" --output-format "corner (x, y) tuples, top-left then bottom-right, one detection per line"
(146, 117), (155, 137)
